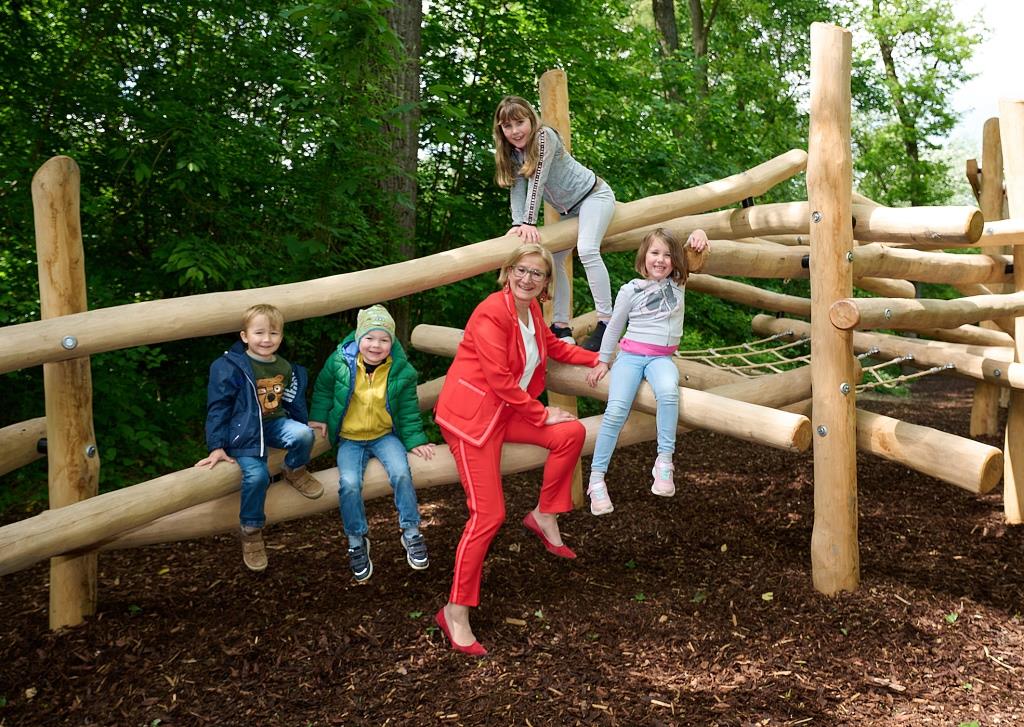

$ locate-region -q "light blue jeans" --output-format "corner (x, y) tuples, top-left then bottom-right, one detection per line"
(552, 182), (616, 323)
(337, 433), (421, 536)
(237, 417), (316, 529)
(591, 352), (679, 473)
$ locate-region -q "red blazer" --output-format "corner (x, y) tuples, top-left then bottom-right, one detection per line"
(435, 289), (599, 446)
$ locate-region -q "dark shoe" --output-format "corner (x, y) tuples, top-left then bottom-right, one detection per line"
(435, 607), (487, 656)
(580, 321), (608, 352)
(401, 532), (429, 570)
(522, 511), (576, 559)
(240, 527), (268, 572)
(550, 323), (575, 344)
(347, 537), (373, 582)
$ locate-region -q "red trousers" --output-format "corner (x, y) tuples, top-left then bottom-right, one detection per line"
(442, 408), (585, 607)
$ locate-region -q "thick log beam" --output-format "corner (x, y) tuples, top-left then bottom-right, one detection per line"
(784, 399), (1002, 494)
(0, 417), (46, 477)
(830, 291), (1024, 332)
(0, 438), (332, 577)
(603, 202), (981, 252)
(0, 150), (808, 376)
(979, 218), (1024, 247)
(411, 324), (811, 452)
(752, 314), (1024, 389)
(807, 22), (859, 594)
(918, 324), (1013, 348)
(999, 98), (1024, 524)
(687, 275), (811, 317)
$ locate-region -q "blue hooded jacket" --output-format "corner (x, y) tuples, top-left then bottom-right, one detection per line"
(204, 340), (309, 458)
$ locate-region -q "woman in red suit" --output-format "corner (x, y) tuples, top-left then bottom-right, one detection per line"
(433, 243), (607, 655)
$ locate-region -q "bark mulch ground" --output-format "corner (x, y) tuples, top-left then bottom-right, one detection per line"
(2, 374), (1023, 726)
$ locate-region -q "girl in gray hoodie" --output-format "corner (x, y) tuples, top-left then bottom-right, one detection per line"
(584, 227), (709, 515)
(493, 95), (616, 352)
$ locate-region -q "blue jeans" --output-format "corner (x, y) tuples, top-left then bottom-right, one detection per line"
(337, 433), (421, 536)
(590, 352), (679, 473)
(237, 417), (315, 529)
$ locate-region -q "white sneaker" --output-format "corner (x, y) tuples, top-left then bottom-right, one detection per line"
(651, 461), (675, 497)
(587, 481), (615, 515)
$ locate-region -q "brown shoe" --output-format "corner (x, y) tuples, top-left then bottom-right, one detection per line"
(284, 467), (324, 499)
(240, 527), (268, 572)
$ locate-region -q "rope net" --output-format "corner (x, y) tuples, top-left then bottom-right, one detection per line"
(675, 334), (955, 389)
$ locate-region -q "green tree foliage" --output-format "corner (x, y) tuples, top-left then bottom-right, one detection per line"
(0, 0), (407, 491)
(845, 0), (977, 205)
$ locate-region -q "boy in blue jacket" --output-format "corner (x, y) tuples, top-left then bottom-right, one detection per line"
(196, 303), (322, 572)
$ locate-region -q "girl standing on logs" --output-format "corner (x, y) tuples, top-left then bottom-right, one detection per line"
(433, 244), (606, 655)
(494, 95), (616, 352)
(584, 227), (709, 515)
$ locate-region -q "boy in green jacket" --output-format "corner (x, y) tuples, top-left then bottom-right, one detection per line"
(309, 305), (435, 582)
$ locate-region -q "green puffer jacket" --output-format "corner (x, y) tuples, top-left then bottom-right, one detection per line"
(309, 332), (429, 450)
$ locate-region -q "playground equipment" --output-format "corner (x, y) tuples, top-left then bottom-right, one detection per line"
(0, 22), (1020, 628)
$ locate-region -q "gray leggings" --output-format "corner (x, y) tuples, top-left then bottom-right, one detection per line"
(552, 182), (616, 323)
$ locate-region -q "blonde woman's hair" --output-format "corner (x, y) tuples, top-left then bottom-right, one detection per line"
(493, 96), (542, 189)
(635, 228), (689, 284)
(242, 303), (284, 331)
(497, 243), (555, 301)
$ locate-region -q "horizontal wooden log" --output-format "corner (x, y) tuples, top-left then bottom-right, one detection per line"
(854, 277), (917, 298)
(412, 324), (811, 452)
(752, 314), (1024, 389)
(0, 417), (46, 477)
(830, 291), (1024, 331)
(0, 437), (331, 577)
(978, 218), (1024, 248)
(603, 202), (982, 252)
(918, 324), (1013, 348)
(688, 274), (811, 316)
(0, 150), (808, 376)
(98, 412), (666, 551)
(784, 399), (1002, 493)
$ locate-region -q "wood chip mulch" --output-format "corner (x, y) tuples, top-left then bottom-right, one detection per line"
(2, 374), (1023, 726)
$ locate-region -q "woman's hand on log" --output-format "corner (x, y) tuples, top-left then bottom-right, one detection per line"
(587, 362), (609, 387)
(544, 406), (577, 425)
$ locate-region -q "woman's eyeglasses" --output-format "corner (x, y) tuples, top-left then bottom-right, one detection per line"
(511, 265), (547, 281)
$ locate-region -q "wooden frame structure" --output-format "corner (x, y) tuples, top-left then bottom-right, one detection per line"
(1, 24), (1020, 627)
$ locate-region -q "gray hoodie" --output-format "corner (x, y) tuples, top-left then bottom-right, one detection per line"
(599, 278), (686, 364)
(510, 126), (598, 226)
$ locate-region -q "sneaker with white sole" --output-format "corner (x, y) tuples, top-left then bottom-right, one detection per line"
(550, 323), (576, 344)
(347, 536), (373, 582)
(651, 460), (675, 497)
(401, 532), (429, 570)
(587, 481), (615, 515)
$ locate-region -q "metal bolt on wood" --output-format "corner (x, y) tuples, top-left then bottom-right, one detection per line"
(85, 445), (97, 458)
(884, 308), (892, 320)
(61, 336), (78, 350)
(811, 211), (823, 223)
(839, 382), (851, 395)
(816, 425), (828, 437)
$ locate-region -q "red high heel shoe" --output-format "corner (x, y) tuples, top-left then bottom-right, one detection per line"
(435, 607), (487, 656)
(522, 511), (577, 559)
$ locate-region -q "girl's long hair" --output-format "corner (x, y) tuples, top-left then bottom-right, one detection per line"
(635, 228), (689, 284)
(493, 96), (541, 188)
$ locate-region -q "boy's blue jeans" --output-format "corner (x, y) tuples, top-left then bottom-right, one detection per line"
(590, 352), (679, 473)
(337, 433), (421, 536)
(237, 417), (315, 529)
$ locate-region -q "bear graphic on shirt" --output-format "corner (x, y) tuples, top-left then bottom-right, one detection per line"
(256, 374), (285, 415)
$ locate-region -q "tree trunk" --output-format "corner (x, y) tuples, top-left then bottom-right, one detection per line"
(652, 0), (680, 57)
(871, 0), (923, 205)
(380, 0), (422, 344)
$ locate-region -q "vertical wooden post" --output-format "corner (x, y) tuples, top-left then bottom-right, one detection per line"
(539, 69), (585, 508)
(33, 156), (100, 628)
(998, 100), (1024, 524)
(971, 118), (1006, 436)
(807, 23), (859, 594)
